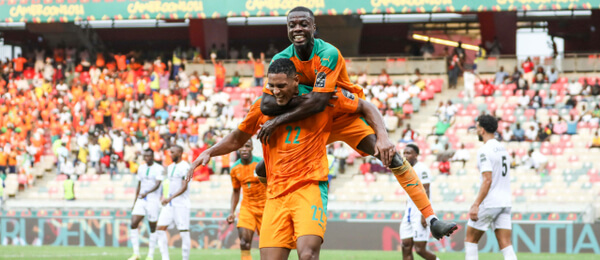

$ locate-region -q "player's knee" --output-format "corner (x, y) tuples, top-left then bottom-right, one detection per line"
(401, 240), (413, 252)
(130, 221), (139, 229)
(239, 237), (251, 250)
(390, 153), (404, 168)
(414, 244), (427, 255)
(298, 248), (319, 260)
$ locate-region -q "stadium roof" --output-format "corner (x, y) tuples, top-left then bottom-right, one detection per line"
(1, 0), (598, 23)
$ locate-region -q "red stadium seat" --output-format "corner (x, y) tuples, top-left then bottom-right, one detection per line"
(568, 155), (579, 162)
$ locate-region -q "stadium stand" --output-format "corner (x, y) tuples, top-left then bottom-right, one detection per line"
(1, 50), (598, 222)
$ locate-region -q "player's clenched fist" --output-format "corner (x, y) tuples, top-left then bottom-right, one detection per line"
(186, 151), (212, 181)
(469, 204), (479, 221)
(226, 214), (235, 224)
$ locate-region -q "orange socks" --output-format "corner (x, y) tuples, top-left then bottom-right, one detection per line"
(241, 250), (251, 260)
(391, 159), (435, 219)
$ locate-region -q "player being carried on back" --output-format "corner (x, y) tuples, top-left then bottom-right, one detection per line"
(227, 140), (266, 260)
(187, 58), (390, 259)
(255, 6), (456, 239)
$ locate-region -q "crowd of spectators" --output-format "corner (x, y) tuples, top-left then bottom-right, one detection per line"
(0, 46), (259, 185)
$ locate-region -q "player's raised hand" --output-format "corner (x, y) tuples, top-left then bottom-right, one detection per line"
(373, 136), (396, 167)
(257, 118), (278, 144)
(226, 214), (235, 224)
(186, 151), (212, 182)
(469, 204), (479, 221)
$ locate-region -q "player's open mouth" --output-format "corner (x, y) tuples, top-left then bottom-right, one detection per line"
(293, 35), (305, 44)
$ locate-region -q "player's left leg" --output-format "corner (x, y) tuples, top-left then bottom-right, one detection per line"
(464, 226), (485, 260)
(129, 214), (145, 260)
(156, 207), (173, 260)
(494, 207), (516, 260)
(400, 238), (414, 260)
(296, 235), (322, 260)
(238, 227), (254, 260)
(146, 221), (158, 260)
(495, 229), (516, 260)
(413, 241), (437, 260)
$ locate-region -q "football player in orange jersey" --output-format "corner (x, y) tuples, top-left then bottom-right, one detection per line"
(256, 6), (457, 240)
(188, 59), (386, 259)
(228, 140), (266, 260)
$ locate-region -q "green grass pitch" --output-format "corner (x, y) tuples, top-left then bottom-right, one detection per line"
(0, 246), (596, 259)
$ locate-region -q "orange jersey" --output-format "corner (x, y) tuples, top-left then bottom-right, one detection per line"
(237, 89), (357, 199)
(231, 156), (267, 211)
(264, 39), (363, 97)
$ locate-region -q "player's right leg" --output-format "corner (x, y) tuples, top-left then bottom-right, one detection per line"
(400, 212), (414, 260)
(237, 207), (261, 260)
(156, 206), (174, 260)
(145, 200), (161, 260)
(129, 199), (147, 260)
(237, 227), (254, 260)
(174, 207), (191, 260)
(129, 214), (145, 260)
(259, 194), (294, 260)
(296, 235), (322, 260)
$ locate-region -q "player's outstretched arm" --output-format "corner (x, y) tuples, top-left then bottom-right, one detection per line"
(227, 188), (241, 224)
(355, 99), (396, 166)
(258, 91), (332, 143)
(469, 171), (492, 222)
(186, 129), (252, 181)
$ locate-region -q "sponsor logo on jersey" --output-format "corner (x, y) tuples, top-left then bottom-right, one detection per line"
(421, 171), (428, 179)
(480, 153), (487, 162)
(315, 72), (326, 88)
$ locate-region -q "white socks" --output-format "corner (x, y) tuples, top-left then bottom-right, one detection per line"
(501, 245), (517, 260)
(465, 242), (479, 260)
(129, 229), (139, 255)
(157, 230), (169, 260)
(181, 231), (191, 260)
(148, 232), (157, 257)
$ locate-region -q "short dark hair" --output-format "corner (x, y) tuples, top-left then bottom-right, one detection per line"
(268, 58), (296, 78)
(406, 143), (420, 155)
(144, 148), (154, 155)
(477, 115), (498, 134)
(289, 6), (314, 20)
(171, 145), (183, 152)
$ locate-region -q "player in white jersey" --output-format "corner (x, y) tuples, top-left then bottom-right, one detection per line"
(400, 144), (439, 260)
(156, 145), (192, 260)
(465, 115), (517, 260)
(129, 149), (165, 260)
